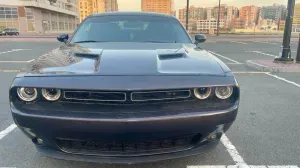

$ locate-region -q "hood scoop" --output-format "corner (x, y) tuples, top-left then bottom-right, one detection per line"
(158, 53), (186, 60)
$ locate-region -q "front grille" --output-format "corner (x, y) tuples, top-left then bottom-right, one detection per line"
(56, 134), (200, 156)
(64, 91), (126, 102)
(62, 89), (192, 103)
(131, 90), (191, 101)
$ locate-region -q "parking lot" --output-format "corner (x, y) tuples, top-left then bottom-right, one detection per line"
(0, 36), (299, 168)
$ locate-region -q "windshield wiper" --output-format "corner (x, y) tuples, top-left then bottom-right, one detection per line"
(73, 40), (106, 43)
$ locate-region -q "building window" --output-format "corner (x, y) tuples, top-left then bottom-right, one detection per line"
(64, 16), (68, 30)
(59, 15), (64, 31)
(0, 7), (19, 30)
(51, 13), (58, 31)
(68, 16), (72, 30)
(25, 8), (35, 32)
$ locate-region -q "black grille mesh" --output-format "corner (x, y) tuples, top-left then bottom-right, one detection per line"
(56, 134), (200, 156)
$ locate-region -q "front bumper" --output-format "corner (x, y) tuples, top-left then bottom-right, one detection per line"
(11, 103), (238, 163)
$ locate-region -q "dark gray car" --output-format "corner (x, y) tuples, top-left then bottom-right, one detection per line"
(0, 28), (19, 36)
(9, 12), (239, 163)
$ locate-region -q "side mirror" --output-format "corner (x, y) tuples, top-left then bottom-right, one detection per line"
(195, 34), (206, 44)
(57, 34), (69, 43)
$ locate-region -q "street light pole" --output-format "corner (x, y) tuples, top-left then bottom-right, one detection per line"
(296, 34), (300, 63)
(216, 0), (221, 36)
(186, 0), (189, 31)
(274, 0), (295, 63)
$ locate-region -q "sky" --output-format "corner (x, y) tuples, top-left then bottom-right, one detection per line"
(118, 0), (300, 11)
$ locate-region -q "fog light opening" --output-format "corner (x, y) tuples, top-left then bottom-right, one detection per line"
(210, 134), (217, 140)
(37, 138), (44, 144)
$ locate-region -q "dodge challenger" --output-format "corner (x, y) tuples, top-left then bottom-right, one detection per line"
(9, 12), (239, 163)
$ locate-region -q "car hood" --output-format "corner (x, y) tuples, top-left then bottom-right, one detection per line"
(24, 42), (227, 77)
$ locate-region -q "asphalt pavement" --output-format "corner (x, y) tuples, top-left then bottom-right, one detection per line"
(0, 37), (300, 168)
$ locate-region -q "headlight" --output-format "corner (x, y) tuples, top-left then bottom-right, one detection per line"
(215, 86), (233, 99)
(194, 87), (211, 100)
(17, 87), (38, 102)
(41, 88), (61, 101)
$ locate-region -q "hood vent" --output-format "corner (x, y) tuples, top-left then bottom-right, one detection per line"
(73, 53), (100, 60)
(158, 53), (185, 60)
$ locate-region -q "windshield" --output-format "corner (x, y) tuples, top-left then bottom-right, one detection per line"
(71, 15), (192, 43)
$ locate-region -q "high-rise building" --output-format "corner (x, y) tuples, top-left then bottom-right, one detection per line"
(78, 0), (118, 22)
(212, 5), (238, 28)
(293, 3), (300, 32)
(141, 0), (174, 15)
(206, 7), (214, 20)
(179, 6), (204, 20)
(105, 0), (118, 12)
(260, 4), (286, 22)
(0, 0), (79, 33)
(239, 5), (260, 28)
(213, 4), (226, 20)
(178, 6), (206, 20)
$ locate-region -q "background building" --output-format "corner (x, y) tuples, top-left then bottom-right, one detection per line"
(196, 19), (224, 34)
(0, 0), (79, 33)
(239, 5), (260, 28)
(178, 6), (206, 20)
(279, 20), (285, 31)
(141, 0), (174, 15)
(260, 4), (286, 23)
(206, 7), (214, 20)
(293, 3), (300, 32)
(225, 6), (239, 28)
(178, 5), (238, 30)
(213, 4), (226, 20)
(232, 18), (246, 29)
(79, 0), (118, 22)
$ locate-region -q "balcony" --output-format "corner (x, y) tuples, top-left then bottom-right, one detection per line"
(20, 0), (78, 16)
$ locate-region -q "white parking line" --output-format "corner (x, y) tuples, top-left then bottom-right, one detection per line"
(0, 49), (31, 55)
(187, 166), (299, 168)
(229, 41), (248, 45)
(0, 59), (34, 63)
(0, 70), (21, 73)
(253, 41), (279, 45)
(266, 74), (300, 88)
(249, 51), (278, 58)
(233, 72), (270, 74)
(208, 51), (241, 64)
(226, 63), (244, 65)
(221, 134), (246, 164)
(0, 124), (17, 140)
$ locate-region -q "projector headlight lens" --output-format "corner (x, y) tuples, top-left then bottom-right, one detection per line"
(215, 86), (233, 99)
(41, 88), (61, 101)
(17, 87), (38, 102)
(194, 87), (212, 100)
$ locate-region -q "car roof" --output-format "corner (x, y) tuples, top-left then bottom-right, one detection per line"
(90, 11), (176, 19)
